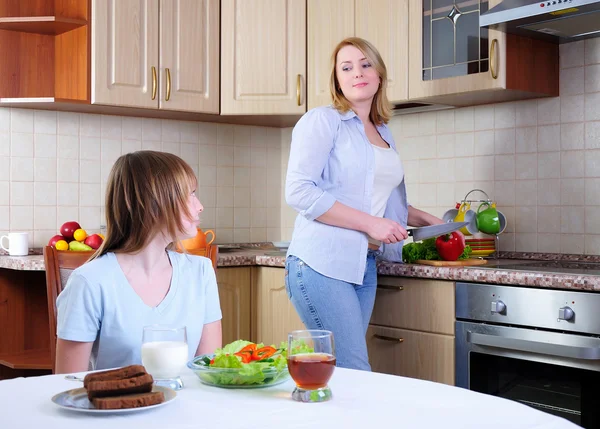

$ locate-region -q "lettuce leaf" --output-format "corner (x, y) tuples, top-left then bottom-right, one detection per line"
(214, 339), (254, 355)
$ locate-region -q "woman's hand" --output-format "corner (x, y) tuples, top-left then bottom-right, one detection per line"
(367, 217), (408, 244)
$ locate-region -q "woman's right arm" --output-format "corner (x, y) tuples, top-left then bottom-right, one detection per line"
(285, 109), (407, 243)
(55, 339), (93, 374)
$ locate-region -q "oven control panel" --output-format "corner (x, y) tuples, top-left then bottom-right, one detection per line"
(456, 282), (600, 336)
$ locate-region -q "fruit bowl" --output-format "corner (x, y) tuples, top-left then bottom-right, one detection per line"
(187, 355), (290, 389)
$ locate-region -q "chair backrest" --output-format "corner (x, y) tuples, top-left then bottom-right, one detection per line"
(181, 243), (219, 273)
(43, 246), (92, 373)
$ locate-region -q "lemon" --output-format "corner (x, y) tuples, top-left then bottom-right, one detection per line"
(73, 228), (87, 242)
(55, 240), (69, 251)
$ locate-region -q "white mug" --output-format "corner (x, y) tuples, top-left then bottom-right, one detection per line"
(1, 232), (29, 256)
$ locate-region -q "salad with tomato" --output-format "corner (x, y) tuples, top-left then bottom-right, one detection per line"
(188, 339), (313, 387)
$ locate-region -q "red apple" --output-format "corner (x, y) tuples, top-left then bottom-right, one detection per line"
(84, 234), (103, 250)
(60, 221), (81, 241)
(48, 234), (66, 247)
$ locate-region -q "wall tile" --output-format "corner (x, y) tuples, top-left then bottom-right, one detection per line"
(35, 134), (57, 158)
(11, 109), (34, 133)
(58, 112), (79, 136)
(34, 110), (56, 134)
(585, 38), (600, 65)
(561, 123), (585, 150)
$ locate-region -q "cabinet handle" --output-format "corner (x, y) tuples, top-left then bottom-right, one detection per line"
(296, 74), (301, 106)
(377, 284), (404, 291)
(166, 68), (172, 101)
(490, 39), (498, 80)
(151, 66), (157, 100)
(374, 334), (404, 343)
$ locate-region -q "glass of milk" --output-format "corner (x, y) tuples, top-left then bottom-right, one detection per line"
(141, 325), (188, 390)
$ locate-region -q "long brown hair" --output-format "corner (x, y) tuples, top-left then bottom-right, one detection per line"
(329, 37), (392, 125)
(90, 150), (197, 260)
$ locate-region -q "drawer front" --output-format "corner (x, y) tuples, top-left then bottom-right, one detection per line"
(370, 277), (455, 334)
(366, 325), (455, 385)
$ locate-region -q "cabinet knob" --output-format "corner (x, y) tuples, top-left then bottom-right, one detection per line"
(491, 300), (506, 314)
(558, 306), (575, 321)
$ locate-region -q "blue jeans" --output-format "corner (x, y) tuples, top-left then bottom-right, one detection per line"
(284, 250), (379, 371)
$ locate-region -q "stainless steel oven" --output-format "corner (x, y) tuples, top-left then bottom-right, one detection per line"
(455, 282), (600, 428)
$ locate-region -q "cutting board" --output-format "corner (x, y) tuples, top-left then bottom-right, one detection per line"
(414, 259), (488, 267)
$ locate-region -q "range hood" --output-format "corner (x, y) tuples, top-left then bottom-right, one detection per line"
(480, 0), (600, 43)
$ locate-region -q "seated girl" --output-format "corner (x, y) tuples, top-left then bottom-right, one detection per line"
(55, 150), (222, 373)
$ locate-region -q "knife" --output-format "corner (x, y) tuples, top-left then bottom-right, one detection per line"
(407, 222), (468, 242)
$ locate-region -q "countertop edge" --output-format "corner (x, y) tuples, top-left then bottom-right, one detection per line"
(2, 253), (600, 292)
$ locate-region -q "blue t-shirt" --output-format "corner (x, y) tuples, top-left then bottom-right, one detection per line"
(56, 250), (222, 370)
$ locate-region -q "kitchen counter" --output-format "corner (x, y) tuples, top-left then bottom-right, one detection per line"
(2, 248), (600, 292)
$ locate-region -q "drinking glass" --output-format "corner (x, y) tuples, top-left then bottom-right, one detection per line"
(141, 325), (188, 390)
(287, 330), (336, 403)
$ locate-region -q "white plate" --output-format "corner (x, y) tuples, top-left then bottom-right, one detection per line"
(51, 385), (176, 414)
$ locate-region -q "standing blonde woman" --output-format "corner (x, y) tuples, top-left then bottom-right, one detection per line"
(55, 151), (222, 373)
(285, 38), (443, 371)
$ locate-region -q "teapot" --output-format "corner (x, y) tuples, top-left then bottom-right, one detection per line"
(179, 228), (216, 250)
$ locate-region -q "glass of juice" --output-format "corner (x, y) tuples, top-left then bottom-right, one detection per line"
(141, 325), (188, 390)
(287, 330), (335, 403)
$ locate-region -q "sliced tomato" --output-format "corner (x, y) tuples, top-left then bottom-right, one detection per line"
(252, 346), (277, 361)
(234, 351), (252, 364)
(239, 344), (257, 353)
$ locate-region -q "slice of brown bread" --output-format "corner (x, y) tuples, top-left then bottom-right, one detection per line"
(83, 365), (147, 389)
(91, 391), (165, 410)
(87, 373), (154, 400)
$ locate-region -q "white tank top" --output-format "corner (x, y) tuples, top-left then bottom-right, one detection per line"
(371, 144), (404, 218)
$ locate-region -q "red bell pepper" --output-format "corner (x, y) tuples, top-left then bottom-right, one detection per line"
(435, 232), (465, 261)
(251, 346), (277, 361)
(239, 344), (257, 353)
(234, 351), (253, 363)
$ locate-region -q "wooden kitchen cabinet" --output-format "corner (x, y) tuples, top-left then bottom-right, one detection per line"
(216, 267), (252, 346)
(159, 0), (219, 113)
(307, 0), (408, 110)
(367, 325), (455, 385)
(354, 0), (409, 104)
(216, 266), (303, 347)
(92, 0), (219, 113)
(253, 267), (304, 347)
(307, 0), (354, 110)
(367, 276), (456, 385)
(0, 0), (90, 102)
(408, 0), (558, 106)
(220, 0), (307, 115)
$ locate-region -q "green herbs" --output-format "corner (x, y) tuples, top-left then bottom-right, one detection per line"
(402, 238), (472, 263)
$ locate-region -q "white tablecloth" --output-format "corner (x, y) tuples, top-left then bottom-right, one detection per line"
(0, 368), (582, 429)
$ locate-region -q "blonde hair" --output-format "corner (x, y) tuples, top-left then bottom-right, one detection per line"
(90, 150), (197, 260)
(329, 37), (392, 125)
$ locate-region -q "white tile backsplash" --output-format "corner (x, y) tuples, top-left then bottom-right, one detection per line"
(1, 108), (285, 245)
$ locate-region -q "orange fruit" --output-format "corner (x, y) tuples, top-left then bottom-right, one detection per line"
(98, 233), (105, 240)
(55, 240), (69, 251)
(73, 228), (87, 242)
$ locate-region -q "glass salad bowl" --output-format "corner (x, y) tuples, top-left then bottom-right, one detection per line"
(187, 341), (291, 389)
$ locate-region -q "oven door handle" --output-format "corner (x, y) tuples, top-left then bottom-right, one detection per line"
(467, 331), (600, 360)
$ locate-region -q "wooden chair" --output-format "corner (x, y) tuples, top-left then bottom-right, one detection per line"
(43, 246), (92, 373)
(180, 243), (219, 273)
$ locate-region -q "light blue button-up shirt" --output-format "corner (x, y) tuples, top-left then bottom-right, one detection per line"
(285, 106), (410, 285)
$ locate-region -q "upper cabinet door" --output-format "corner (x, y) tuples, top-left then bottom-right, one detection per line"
(407, 0), (505, 101)
(92, 0), (160, 108)
(159, 0), (220, 113)
(220, 0), (307, 115)
(355, 0), (409, 104)
(307, 0), (354, 110)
